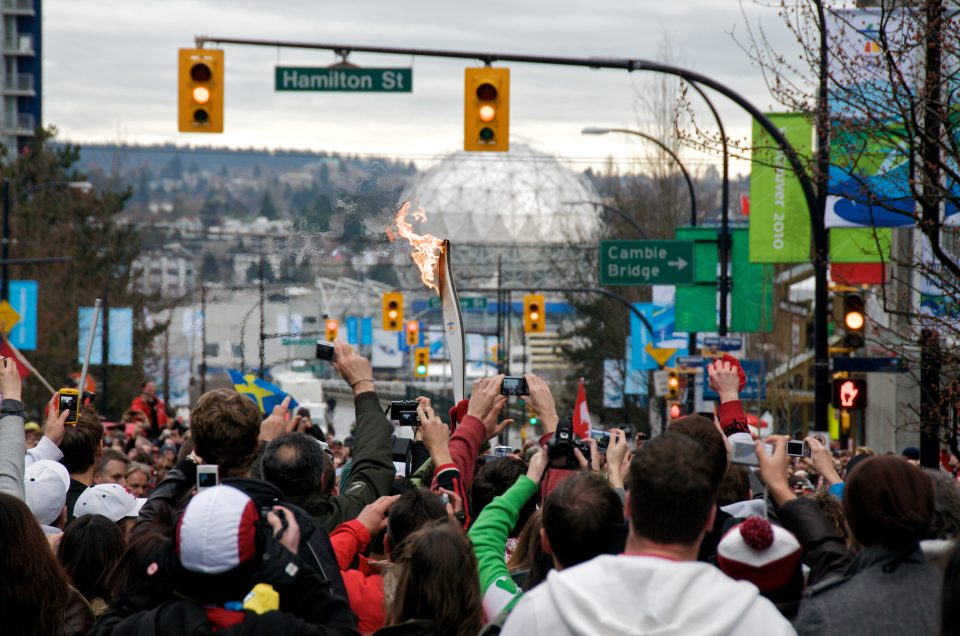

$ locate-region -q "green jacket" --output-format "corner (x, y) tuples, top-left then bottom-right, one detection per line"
(286, 391), (396, 533)
(468, 475), (538, 624)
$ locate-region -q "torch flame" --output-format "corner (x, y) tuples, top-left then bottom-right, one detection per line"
(392, 201), (444, 292)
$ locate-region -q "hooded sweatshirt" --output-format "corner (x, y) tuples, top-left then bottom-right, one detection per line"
(501, 554), (795, 636)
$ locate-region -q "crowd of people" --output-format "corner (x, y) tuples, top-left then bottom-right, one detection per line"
(1, 342), (959, 634)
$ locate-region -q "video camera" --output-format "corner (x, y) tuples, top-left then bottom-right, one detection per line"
(547, 418), (590, 470)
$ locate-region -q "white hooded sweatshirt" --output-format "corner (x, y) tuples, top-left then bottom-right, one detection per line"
(501, 554), (796, 636)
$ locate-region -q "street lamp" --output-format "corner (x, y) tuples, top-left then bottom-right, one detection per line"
(561, 199), (648, 239)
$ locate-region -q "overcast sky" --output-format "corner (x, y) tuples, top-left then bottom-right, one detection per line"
(43, 0), (803, 173)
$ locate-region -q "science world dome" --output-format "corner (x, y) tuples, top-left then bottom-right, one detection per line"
(398, 142), (601, 245)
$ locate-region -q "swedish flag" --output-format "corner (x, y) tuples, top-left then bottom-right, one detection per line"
(227, 370), (299, 414)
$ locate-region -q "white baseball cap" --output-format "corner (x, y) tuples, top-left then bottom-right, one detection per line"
(74, 483), (146, 522)
(24, 460), (70, 525)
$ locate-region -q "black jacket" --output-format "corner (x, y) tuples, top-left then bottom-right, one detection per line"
(138, 464), (349, 602)
(284, 392), (396, 533)
(777, 496), (851, 587)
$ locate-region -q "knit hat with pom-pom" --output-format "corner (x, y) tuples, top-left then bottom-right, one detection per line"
(717, 516), (801, 592)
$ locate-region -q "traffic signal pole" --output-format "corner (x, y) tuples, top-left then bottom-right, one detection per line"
(195, 36), (828, 430)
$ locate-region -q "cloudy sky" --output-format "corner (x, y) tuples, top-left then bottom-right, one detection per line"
(43, 0), (801, 172)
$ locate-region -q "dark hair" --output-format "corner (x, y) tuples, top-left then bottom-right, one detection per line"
(542, 472), (624, 568)
(626, 432), (717, 545)
(57, 514), (126, 602)
(386, 488), (448, 552)
(59, 408), (104, 474)
(387, 520), (484, 636)
(471, 457), (534, 536)
(98, 448), (130, 475)
(190, 389), (260, 477)
(925, 468), (960, 539)
(668, 414), (727, 483)
(0, 493), (81, 635)
(716, 464), (751, 507)
(943, 542), (960, 636)
(262, 433), (324, 497)
(104, 506), (175, 604)
(507, 509), (553, 589)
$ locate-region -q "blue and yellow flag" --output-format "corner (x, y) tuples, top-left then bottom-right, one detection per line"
(227, 370), (299, 414)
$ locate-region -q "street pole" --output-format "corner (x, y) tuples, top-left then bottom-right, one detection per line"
(200, 283), (207, 394)
(582, 127), (700, 414)
(813, 0), (832, 437)
(562, 198), (649, 238)
(102, 285), (110, 419)
(1, 178), (9, 302)
(258, 256), (266, 378)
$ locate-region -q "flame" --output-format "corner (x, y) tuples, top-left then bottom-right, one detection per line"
(392, 201), (444, 292)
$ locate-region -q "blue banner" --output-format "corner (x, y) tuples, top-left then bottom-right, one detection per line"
(8, 280), (37, 350)
(345, 317), (359, 345)
(629, 303), (689, 371)
(360, 317), (373, 346)
(78, 306), (134, 366)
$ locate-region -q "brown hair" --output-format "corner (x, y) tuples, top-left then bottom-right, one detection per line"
(542, 472), (624, 568)
(0, 493), (81, 635)
(59, 408), (104, 474)
(190, 389), (261, 477)
(717, 464), (751, 507)
(668, 414), (727, 483)
(507, 509), (553, 589)
(627, 432), (717, 545)
(387, 520), (484, 636)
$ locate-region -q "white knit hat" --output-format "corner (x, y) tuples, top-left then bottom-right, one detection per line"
(74, 483), (146, 522)
(24, 460), (70, 525)
(717, 516), (801, 592)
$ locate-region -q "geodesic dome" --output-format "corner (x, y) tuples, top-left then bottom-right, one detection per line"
(399, 142), (601, 245)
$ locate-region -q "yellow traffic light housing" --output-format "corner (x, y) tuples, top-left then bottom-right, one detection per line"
(523, 294), (545, 333)
(325, 319), (339, 342)
(178, 48), (224, 133)
(413, 347), (429, 377)
(405, 321), (420, 346)
(383, 292), (404, 331)
(841, 293), (865, 349)
(464, 67), (509, 152)
(666, 370), (680, 400)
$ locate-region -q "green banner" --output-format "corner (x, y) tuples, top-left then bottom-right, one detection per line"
(749, 113), (813, 263)
(829, 227), (892, 263)
(731, 228), (774, 333)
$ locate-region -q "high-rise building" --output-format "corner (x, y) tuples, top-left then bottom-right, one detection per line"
(1, 0), (40, 156)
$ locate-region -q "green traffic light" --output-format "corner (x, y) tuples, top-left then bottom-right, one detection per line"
(416, 365), (427, 375)
(529, 417), (538, 425)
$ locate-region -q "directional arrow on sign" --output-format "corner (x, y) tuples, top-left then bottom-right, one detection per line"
(668, 257), (688, 270)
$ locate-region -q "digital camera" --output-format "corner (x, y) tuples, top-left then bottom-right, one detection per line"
(547, 419), (590, 470)
(389, 400), (420, 427)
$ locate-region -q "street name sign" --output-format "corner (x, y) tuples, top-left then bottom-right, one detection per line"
(275, 67), (412, 92)
(600, 240), (695, 285)
(704, 336), (743, 351)
(428, 296), (487, 310)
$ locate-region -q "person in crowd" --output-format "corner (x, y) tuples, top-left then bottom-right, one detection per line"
(759, 437), (941, 635)
(25, 458), (70, 533)
(129, 380), (168, 437)
(505, 509), (552, 591)
(60, 408), (104, 518)
(103, 502), (177, 614)
(941, 541), (960, 636)
(58, 513), (126, 617)
(502, 432), (793, 635)
(377, 519), (485, 636)
(94, 448), (130, 486)
(0, 356), (27, 499)
(261, 342), (395, 532)
(24, 420), (42, 448)
(75, 482), (146, 537)
(91, 485), (358, 635)
(0, 491), (94, 635)
(125, 461), (151, 497)
(140, 353), (352, 601)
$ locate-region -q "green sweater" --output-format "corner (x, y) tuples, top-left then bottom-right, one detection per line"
(468, 474), (538, 623)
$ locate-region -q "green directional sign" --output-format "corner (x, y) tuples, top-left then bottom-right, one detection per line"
(275, 67), (412, 92)
(428, 296), (488, 310)
(281, 338), (316, 346)
(600, 240), (695, 285)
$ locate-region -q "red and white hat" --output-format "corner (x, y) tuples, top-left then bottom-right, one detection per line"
(176, 485), (259, 574)
(717, 516), (801, 592)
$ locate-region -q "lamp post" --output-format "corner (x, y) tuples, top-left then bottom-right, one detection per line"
(583, 126), (700, 415)
(561, 199), (649, 239)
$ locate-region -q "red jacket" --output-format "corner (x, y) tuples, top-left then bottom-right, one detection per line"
(329, 519), (385, 635)
(441, 413), (486, 490)
(130, 395), (168, 432)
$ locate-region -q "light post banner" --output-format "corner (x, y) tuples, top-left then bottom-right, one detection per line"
(749, 113), (812, 263)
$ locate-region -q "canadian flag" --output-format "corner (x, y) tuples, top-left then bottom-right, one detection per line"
(572, 378), (591, 439)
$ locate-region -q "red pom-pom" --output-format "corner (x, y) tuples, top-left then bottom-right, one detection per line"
(739, 516), (774, 551)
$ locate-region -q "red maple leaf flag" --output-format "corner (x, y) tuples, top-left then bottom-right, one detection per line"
(572, 378), (591, 439)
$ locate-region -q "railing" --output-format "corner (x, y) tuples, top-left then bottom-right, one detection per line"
(3, 74), (33, 92)
(4, 112), (35, 132)
(3, 34), (33, 54)
(1, 0), (35, 14)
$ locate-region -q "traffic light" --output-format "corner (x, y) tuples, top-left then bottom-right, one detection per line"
(413, 347), (429, 377)
(382, 292), (404, 331)
(832, 377), (867, 411)
(668, 402), (682, 419)
(405, 321), (420, 346)
(464, 67), (510, 152)
(666, 370), (680, 400)
(526, 403), (539, 426)
(178, 48), (224, 133)
(841, 293), (866, 349)
(523, 294), (545, 333)
(324, 319), (338, 341)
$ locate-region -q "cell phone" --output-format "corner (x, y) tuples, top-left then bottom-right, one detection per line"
(494, 445), (513, 458)
(196, 464), (219, 491)
(590, 429), (611, 451)
(500, 377), (528, 396)
(730, 439), (772, 467)
(786, 440), (810, 458)
(57, 388), (80, 426)
(315, 340), (335, 361)
(389, 400), (420, 427)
